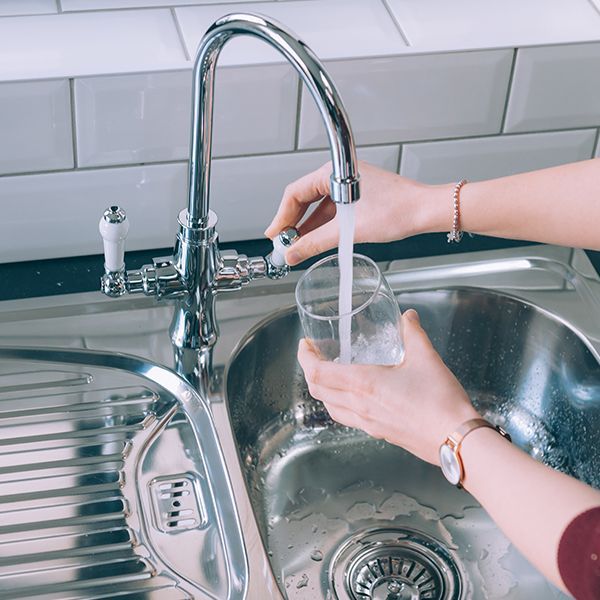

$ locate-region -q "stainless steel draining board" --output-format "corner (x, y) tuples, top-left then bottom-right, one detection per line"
(0, 347), (247, 600)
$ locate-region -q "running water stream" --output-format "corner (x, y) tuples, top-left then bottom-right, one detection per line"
(337, 204), (356, 364)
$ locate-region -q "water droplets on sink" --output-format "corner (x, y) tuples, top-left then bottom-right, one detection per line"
(252, 428), (568, 599)
(310, 549), (324, 562)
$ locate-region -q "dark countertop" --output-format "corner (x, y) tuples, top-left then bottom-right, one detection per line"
(1, 234), (597, 302)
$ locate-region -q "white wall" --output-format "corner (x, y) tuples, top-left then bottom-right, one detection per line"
(1, 0), (600, 262)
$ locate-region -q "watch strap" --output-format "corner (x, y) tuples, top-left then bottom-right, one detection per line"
(444, 417), (512, 488)
(449, 417), (496, 446)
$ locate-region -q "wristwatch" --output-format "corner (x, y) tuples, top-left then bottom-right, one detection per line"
(439, 418), (511, 488)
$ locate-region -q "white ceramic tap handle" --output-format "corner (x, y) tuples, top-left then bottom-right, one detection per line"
(99, 206), (129, 272)
(270, 235), (288, 268)
(270, 227), (301, 267)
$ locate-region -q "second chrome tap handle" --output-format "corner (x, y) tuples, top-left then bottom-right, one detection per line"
(266, 227), (300, 279)
(99, 206), (129, 272)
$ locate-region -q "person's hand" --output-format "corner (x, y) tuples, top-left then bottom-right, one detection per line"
(265, 161), (445, 266)
(297, 309), (480, 465)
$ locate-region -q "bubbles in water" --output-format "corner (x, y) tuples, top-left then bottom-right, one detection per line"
(333, 322), (404, 366)
(351, 322), (404, 365)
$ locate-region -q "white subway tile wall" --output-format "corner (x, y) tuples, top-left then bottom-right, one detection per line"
(0, 10), (186, 81)
(174, 0), (407, 66)
(0, 0), (57, 16)
(0, 164), (187, 262)
(385, 0), (600, 50)
(0, 0), (598, 263)
(504, 43), (600, 133)
(401, 129), (597, 184)
(0, 79), (73, 175)
(75, 65), (298, 166)
(0, 145), (397, 262)
(298, 51), (513, 148)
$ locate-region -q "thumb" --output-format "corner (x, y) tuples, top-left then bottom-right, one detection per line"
(401, 309), (434, 352)
(286, 221), (338, 265)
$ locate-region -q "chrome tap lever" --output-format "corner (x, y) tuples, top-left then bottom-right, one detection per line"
(216, 250), (267, 291)
(127, 258), (187, 299)
(99, 206), (129, 297)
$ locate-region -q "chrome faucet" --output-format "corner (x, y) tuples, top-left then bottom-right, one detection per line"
(98, 13), (360, 394)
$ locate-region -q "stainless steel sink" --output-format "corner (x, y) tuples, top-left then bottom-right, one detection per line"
(2, 244), (600, 599)
(226, 285), (600, 599)
(0, 347), (247, 600)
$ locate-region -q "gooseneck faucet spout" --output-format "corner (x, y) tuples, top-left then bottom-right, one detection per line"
(186, 13), (360, 229)
(99, 13), (360, 393)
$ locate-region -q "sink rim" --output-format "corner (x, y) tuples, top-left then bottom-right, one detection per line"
(225, 284), (600, 374)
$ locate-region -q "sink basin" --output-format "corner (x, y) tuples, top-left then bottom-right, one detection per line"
(1, 244), (598, 599)
(226, 287), (600, 599)
(0, 347), (247, 600)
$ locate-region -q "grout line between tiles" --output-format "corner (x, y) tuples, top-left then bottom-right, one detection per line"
(68, 79), (79, 169)
(170, 7), (190, 62)
(565, 247), (575, 289)
(395, 144), (403, 175)
(0, 123), (597, 181)
(3, 40), (600, 80)
(592, 128), (600, 157)
(0, 159), (188, 180)
(499, 48), (518, 133)
(297, 125), (600, 156)
(381, 0), (411, 46)
(293, 78), (303, 151)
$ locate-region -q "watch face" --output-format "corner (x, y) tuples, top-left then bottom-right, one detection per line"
(439, 444), (461, 486)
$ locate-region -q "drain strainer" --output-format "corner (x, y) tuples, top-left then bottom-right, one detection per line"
(149, 473), (207, 533)
(329, 528), (463, 600)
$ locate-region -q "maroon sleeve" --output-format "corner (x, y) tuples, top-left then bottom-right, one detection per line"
(557, 507), (600, 600)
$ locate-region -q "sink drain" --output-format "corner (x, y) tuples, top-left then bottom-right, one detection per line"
(149, 473), (207, 533)
(329, 528), (463, 600)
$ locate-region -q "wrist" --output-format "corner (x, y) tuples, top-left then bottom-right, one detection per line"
(459, 425), (511, 491)
(413, 182), (456, 235)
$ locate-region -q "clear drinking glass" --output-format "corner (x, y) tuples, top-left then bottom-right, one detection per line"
(295, 253), (404, 365)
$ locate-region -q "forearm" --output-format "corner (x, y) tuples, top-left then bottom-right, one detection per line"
(460, 427), (600, 593)
(421, 158), (600, 250)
